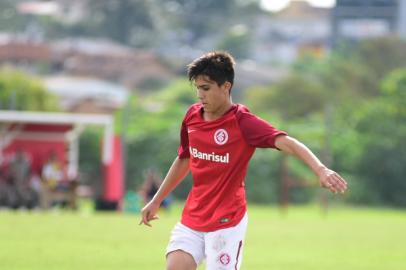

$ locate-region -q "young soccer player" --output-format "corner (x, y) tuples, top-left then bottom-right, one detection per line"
(140, 51), (347, 270)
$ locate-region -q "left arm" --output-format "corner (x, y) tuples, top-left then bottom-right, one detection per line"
(275, 135), (347, 194)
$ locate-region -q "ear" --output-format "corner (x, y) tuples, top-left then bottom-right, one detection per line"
(222, 81), (232, 94)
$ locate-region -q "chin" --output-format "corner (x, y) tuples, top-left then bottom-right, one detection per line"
(202, 105), (210, 111)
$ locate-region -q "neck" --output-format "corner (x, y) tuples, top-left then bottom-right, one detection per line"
(204, 100), (233, 121)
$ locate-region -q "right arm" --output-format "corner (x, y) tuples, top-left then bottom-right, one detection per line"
(139, 157), (190, 227)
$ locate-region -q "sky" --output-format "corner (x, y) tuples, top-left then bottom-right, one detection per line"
(260, 0), (336, 12)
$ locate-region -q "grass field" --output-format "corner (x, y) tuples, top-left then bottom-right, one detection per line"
(0, 203), (405, 270)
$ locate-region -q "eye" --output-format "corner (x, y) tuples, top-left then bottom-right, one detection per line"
(197, 86), (210, 91)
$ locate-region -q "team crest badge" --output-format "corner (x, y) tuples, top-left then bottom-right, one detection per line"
(214, 129), (228, 145)
(218, 253), (231, 266)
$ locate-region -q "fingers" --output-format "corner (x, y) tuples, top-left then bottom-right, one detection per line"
(139, 213), (151, 227)
(332, 174), (347, 193)
(321, 171), (348, 194)
(139, 209), (159, 227)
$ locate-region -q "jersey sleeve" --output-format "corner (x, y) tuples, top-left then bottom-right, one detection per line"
(177, 119), (190, 159)
(177, 104), (200, 159)
(237, 111), (287, 149)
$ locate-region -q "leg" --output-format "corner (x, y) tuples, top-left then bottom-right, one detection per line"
(205, 213), (248, 270)
(166, 250), (197, 270)
(40, 184), (51, 209)
(166, 223), (205, 269)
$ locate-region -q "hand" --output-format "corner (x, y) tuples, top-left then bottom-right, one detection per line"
(317, 167), (348, 194)
(139, 200), (160, 227)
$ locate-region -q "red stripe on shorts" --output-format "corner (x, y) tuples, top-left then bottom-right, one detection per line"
(234, 240), (243, 270)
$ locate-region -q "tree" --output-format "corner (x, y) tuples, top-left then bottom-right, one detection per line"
(65, 0), (156, 47)
(157, 0), (238, 44)
(352, 68), (406, 207)
(218, 24), (252, 59)
(114, 79), (195, 196)
(244, 72), (327, 204)
(0, 69), (59, 111)
(0, 0), (31, 32)
(245, 69), (328, 121)
(355, 37), (406, 85)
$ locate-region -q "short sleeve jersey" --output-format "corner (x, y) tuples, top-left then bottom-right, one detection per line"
(178, 103), (287, 232)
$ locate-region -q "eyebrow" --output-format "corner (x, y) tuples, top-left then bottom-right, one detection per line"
(195, 83), (210, 87)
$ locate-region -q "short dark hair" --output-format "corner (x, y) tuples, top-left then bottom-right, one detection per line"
(187, 51), (235, 87)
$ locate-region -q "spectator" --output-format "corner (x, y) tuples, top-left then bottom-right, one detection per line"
(139, 169), (172, 209)
(8, 149), (37, 209)
(42, 152), (65, 188)
(40, 151), (66, 209)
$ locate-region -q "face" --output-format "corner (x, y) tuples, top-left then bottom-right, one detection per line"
(194, 75), (231, 114)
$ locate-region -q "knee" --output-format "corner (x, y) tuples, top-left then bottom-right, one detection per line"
(165, 262), (178, 270)
(165, 257), (177, 270)
(166, 250), (196, 270)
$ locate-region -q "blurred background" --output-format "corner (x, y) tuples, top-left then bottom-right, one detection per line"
(1, 0), (406, 269)
(1, 0), (405, 211)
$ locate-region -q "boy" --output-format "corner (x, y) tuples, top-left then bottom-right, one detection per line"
(140, 51), (347, 270)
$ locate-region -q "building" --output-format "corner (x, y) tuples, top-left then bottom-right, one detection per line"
(44, 76), (129, 114)
(252, 1), (331, 64)
(0, 34), (51, 64)
(332, 0), (406, 46)
(17, 0), (88, 24)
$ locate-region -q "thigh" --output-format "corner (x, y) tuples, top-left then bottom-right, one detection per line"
(166, 222), (205, 267)
(204, 213), (248, 270)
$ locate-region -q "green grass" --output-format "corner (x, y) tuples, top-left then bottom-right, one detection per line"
(0, 204), (405, 270)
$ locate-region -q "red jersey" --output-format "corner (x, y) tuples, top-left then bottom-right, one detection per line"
(178, 103), (287, 232)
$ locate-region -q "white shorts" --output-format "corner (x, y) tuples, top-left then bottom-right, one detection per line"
(166, 213), (248, 270)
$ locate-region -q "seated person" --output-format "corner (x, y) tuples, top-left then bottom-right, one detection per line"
(138, 169), (172, 209)
(42, 152), (65, 190)
(8, 149), (38, 209)
(40, 152), (75, 209)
